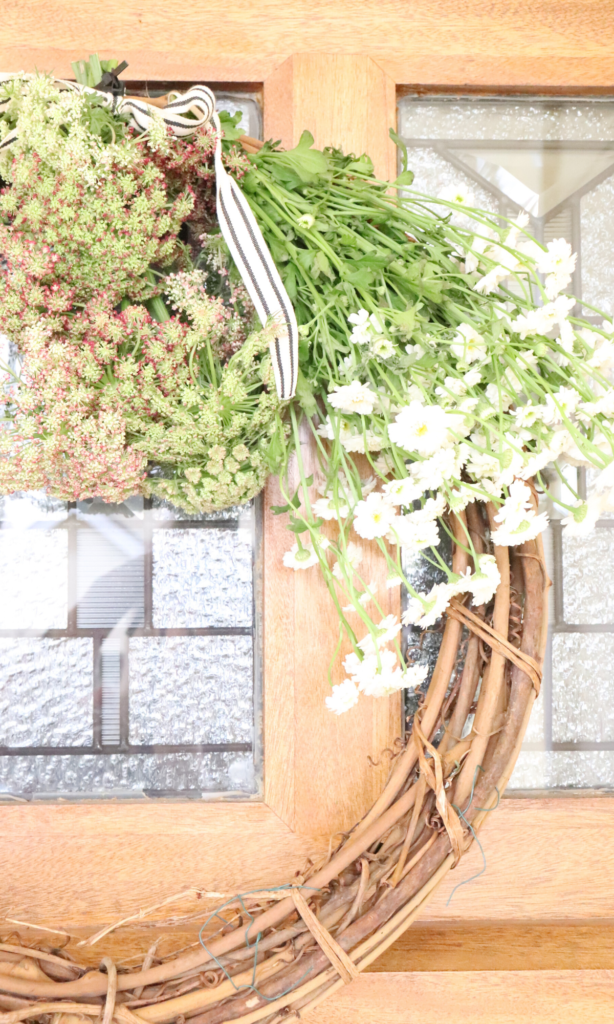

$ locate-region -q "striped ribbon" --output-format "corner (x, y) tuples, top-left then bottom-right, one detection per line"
(0, 77), (298, 400)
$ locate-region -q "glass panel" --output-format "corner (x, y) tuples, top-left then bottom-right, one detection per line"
(398, 96), (614, 789)
(0, 638), (92, 748)
(152, 525), (253, 628)
(0, 527), (67, 630)
(129, 636), (253, 745)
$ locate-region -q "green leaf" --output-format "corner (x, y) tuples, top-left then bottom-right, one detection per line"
(313, 250), (333, 280)
(295, 368), (318, 418)
(389, 128), (409, 173)
(393, 169), (415, 187)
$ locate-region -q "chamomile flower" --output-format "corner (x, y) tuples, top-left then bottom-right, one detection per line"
(450, 323), (487, 363)
(328, 380), (377, 416)
(353, 491), (398, 539)
(326, 679), (360, 714)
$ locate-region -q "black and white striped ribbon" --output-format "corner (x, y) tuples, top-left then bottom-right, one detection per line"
(0, 76), (298, 400)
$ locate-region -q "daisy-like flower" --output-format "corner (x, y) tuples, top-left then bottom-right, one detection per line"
(391, 515), (440, 552)
(536, 238), (577, 299)
(403, 663), (430, 692)
(388, 400), (459, 456)
(561, 497), (604, 537)
(436, 375), (467, 401)
(353, 649), (404, 697)
(347, 308), (372, 345)
(402, 581), (455, 628)
(542, 386), (581, 426)
(317, 415), (354, 443)
(411, 446), (465, 491)
(514, 402), (543, 429)
(493, 479), (534, 528)
(341, 430), (384, 453)
(328, 380), (377, 416)
(439, 183), (475, 208)
(312, 495), (350, 520)
(283, 541), (320, 570)
(468, 554), (501, 606)
(326, 679), (360, 714)
(383, 476), (424, 506)
(297, 213), (315, 230)
(450, 323), (487, 364)
(343, 580), (378, 611)
(464, 368), (483, 387)
(332, 540), (363, 581)
(512, 295), (575, 339)
(370, 336), (395, 359)
(357, 614), (402, 655)
(491, 510), (550, 546)
(353, 491), (398, 539)
(464, 232), (492, 274)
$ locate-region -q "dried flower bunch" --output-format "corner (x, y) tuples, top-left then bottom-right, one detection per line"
(0, 69), (284, 511)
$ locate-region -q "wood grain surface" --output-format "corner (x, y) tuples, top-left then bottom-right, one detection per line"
(372, 921), (614, 973)
(307, 970), (614, 1023)
(1, 1), (613, 88)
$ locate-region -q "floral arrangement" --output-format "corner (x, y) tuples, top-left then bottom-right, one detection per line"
(1, 64), (613, 714)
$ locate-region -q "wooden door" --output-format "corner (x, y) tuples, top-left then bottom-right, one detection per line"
(2, 4), (614, 1022)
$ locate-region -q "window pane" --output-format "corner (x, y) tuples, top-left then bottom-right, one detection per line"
(398, 96), (614, 789)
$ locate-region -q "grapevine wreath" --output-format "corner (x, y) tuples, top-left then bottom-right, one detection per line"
(0, 56), (612, 1021)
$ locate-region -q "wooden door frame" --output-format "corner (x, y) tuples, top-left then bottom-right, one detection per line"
(2, 6), (614, 1017)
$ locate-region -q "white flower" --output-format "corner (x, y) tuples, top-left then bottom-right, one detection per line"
(403, 663), (429, 691)
(326, 679), (360, 714)
(464, 232), (492, 273)
(464, 368), (483, 387)
(493, 479), (533, 528)
(436, 375), (467, 401)
(389, 401), (460, 456)
(332, 541), (363, 581)
(370, 336), (395, 359)
(511, 296), (575, 339)
(341, 431), (384, 453)
(514, 402), (543, 429)
(448, 485), (477, 511)
(357, 614), (402, 655)
(369, 312), (385, 334)
(450, 323), (487, 364)
(353, 491), (398, 539)
(343, 580), (378, 611)
(328, 380), (377, 415)
(383, 476), (424, 506)
(297, 213), (315, 230)
(411, 447), (465, 490)
(348, 308), (372, 345)
(439, 183), (475, 207)
(542, 386), (581, 426)
(402, 582), (455, 628)
(491, 511), (549, 546)
(560, 497), (603, 537)
(312, 495), (350, 520)
(353, 649), (404, 697)
(317, 415), (354, 442)
(588, 338), (614, 372)
(283, 541), (320, 570)
(536, 239), (577, 299)
(485, 383), (513, 412)
(390, 515), (440, 552)
(468, 554), (501, 605)
(348, 309), (369, 328)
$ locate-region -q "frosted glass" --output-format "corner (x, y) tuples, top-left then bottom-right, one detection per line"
(562, 529), (614, 624)
(0, 492), (67, 523)
(398, 99), (614, 141)
(0, 750), (256, 797)
(552, 634), (614, 742)
(581, 176), (614, 315)
(402, 147), (498, 214)
(0, 528), (67, 630)
(0, 639), (92, 747)
(151, 498), (248, 521)
(153, 528), (252, 628)
(511, 750), (614, 790)
(129, 635), (253, 745)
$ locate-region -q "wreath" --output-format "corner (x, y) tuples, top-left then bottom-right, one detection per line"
(0, 56), (612, 1021)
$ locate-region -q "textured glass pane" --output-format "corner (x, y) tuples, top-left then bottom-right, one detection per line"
(0, 528), (67, 630)
(552, 634), (614, 743)
(512, 750), (614, 790)
(151, 498), (249, 521)
(581, 176), (614, 315)
(153, 527), (252, 628)
(0, 750), (256, 798)
(129, 636), (253, 745)
(563, 529), (614, 624)
(0, 491), (67, 523)
(403, 148), (498, 213)
(0, 639), (92, 747)
(398, 99), (614, 141)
